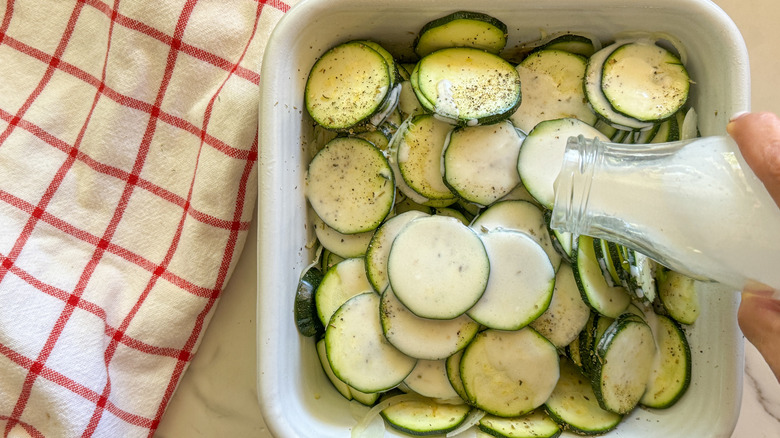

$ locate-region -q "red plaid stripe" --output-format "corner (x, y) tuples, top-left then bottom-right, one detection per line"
(0, 0), (290, 436)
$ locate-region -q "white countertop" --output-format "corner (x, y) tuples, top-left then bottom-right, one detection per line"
(155, 1), (780, 436)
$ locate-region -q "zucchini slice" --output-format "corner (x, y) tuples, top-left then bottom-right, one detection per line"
(312, 214), (373, 259)
(315, 257), (374, 327)
(414, 11), (508, 57)
(304, 41), (394, 131)
(393, 114), (457, 202)
(571, 235), (631, 318)
(402, 358), (461, 400)
(656, 268), (700, 325)
(584, 42), (655, 131)
(592, 313), (656, 414)
(294, 266), (324, 338)
(365, 210), (430, 293)
(471, 200), (562, 273)
(380, 286), (480, 360)
(516, 118), (608, 210)
(387, 215), (489, 320)
(640, 314), (692, 409)
(509, 49), (596, 133)
(325, 292), (417, 393)
(415, 47), (521, 125)
(443, 120), (523, 206)
(306, 136), (394, 234)
(478, 409), (561, 438)
(601, 41), (689, 122)
(381, 397), (472, 436)
(530, 262), (591, 348)
(460, 328), (559, 417)
(466, 229), (555, 331)
(545, 357), (623, 435)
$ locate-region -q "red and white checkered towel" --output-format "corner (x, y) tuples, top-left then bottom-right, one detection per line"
(0, 0), (290, 436)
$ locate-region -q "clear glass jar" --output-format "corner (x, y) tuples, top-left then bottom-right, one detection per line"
(550, 135), (780, 291)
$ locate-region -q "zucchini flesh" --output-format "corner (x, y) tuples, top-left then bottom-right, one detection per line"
(415, 11), (507, 57)
(304, 41), (392, 131)
(325, 292), (417, 393)
(365, 210), (430, 294)
(460, 328), (559, 417)
(380, 286), (480, 360)
(387, 215), (489, 320)
(381, 398), (472, 436)
(402, 359), (461, 400)
(478, 409), (561, 438)
(394, 114), (457, 201)
(466, 229), (555, 331)
(656, 268), (700, 324)
(572, 236), (631, 318)
(601, 41), (689, 122)
(415, 47), (521, 124)
(530, 262), (591, 348)
(315, 257), (374, 327)
(545, 357), (623, 435)
(471, 200), (562, 272)
(592, 314), (656, 414)
(509, 49), (596, 133)
(306, 136), (395, 234)
(640, 314), (692, 409)
(516, 118), (608, 209)
(443, 120), (523, 206)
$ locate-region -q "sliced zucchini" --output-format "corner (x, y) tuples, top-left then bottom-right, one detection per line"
(530, 262), (591, 348)
(471, 200), (562, 273)
(640, 314), (692, 409)
(387, 215), (490, 319)
(306, 136), (394, 234)
(415, 47), (521, 125)
(571, 235), (631, 318)
(325, 292), (417, 393)
(393, 114), (456, 202)
(460, 328), (559, 417)
(584, 42), (655, 130)
(592, 313), (656, 414)
(312, 214), (373, 258)
(315, 257), (374, 327)
(544, 357), (623, 435)
(304, 41), (393, 131)
(443, 120), (523, 206)
(294, 266), (325, 338)
(466, 229), (555, 331)
(650, 115), (680, 143)
(365, 210), (430, 294)
(414, 11), (508, 57)
(478, 409), (561, 438)
(381, 397), (472, 436)
(536, 33), (598, 57)
(403, 359), (461, 400)
(380, 286), (480, 360)
(656, 268), (700, 324)
(601, 41), (689, 122)
(516, 118), (608, 209)
(445, 349), (469, 402)
(316, 338), (352, 400)
(509, 49), (596, 133)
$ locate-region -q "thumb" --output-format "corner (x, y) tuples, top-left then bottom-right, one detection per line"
(738, 288), (780, 382)
(726, 111), (780, 208)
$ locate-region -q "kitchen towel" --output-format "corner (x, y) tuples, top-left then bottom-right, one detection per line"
(0, 0), (290, 436)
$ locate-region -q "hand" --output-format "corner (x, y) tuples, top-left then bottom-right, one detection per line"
(727, 111), (780, 382)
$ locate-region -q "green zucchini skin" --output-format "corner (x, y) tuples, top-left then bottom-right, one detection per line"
(294, 266), (325, 338)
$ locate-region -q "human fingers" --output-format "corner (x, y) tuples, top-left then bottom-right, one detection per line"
(726, 111), (780, 208)
(738, 288), (780, 382)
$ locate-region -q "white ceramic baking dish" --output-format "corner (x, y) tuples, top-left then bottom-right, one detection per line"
(257, 0), (748, 436)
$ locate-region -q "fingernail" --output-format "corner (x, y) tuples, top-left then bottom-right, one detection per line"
(729, 111), (750, 122)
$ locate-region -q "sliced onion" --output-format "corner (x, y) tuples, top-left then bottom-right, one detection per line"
(681, 107), (698, 140)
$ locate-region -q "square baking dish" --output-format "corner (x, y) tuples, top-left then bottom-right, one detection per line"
(257, 0), (748, 436)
